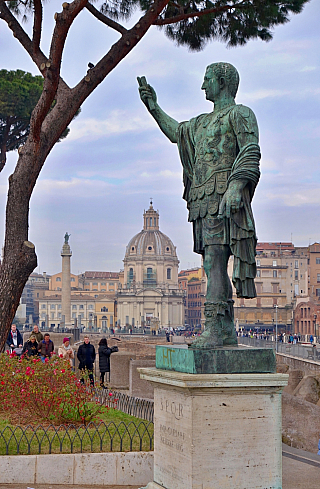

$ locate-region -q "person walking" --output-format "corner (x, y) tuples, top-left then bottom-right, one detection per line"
(22, 335), (39, 358)
(38, 333), (54, 362)
(29, 324), (44, 343)
(6, 324), (23, 351)
(77, 336), (96, 386)
(98, 338), (118, 388)
(58, 337), (74, 367)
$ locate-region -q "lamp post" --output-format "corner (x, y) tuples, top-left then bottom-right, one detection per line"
(314, 314), (317, 344)
(274, 304), (278, 352)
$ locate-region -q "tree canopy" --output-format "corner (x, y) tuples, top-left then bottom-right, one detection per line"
(0, 69), (78, 170)
(0, 69), (42, 169)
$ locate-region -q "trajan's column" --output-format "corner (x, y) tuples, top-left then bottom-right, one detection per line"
(61, 232), (72, 329)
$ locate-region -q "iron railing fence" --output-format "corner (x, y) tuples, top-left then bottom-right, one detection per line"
(96, 389), (154, 422)
(0, 420), (154, 456)
(238, 336), (320, 362)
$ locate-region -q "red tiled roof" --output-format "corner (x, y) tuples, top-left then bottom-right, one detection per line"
(84, 271), (119, 279)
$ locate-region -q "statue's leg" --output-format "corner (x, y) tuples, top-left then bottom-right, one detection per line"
(192, 245), (237, 348)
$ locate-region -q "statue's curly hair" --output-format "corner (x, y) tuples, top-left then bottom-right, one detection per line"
(207, 63), (240, 98)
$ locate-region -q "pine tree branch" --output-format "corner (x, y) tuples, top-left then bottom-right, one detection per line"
(86, 3), (127, 35)
(153, 2), (245, 25)
(0, 1), (69, 91)
(30, 0), (88, 141)
(32, 0), (43, 55)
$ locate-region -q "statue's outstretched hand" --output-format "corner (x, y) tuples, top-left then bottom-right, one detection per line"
(137, 76), (157, 111)
(218, 182), (244, 219)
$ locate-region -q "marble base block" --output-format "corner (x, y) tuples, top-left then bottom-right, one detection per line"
(138, 368), (288, 489)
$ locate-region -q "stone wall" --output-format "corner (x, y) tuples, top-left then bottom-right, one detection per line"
(0, 451), (153, 486)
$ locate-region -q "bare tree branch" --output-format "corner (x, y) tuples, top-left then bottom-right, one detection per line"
(30, 0), (88, 141)
(71, 0), (170, 105)
(153, 3), (244, 25)
(0, 0), (69, 91)
(32, 0), (42, 54)
(86, 2), (127, 35)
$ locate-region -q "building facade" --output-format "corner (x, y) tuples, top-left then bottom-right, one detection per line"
(116, 202), (184, 329)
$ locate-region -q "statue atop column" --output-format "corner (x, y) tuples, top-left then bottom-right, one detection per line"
(138, 62), (260, 348)
(64, 232), (71, 244)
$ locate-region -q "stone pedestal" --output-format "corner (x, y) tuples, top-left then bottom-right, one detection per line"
(138, 368), (288, 489)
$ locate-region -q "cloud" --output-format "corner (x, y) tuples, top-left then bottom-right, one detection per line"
(266, 187), (320, 207)
(140, 170), (182, 179)
(34, 177), (113, 197)
(68, 110), (155, 142)
(242, 88), (291, 102)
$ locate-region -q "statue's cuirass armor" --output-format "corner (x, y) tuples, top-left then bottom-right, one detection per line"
(188, 106), (237, 222)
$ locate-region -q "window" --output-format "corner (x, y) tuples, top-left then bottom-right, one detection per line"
(294, 284), (299, 296)
(273, 298), (277, 305)
(93, 282), (98, 286)
(316, 258), (320, 264)
(88, 304), (94, 310)
(129, 268), (133, 280)
(148, 246), (152, 251)
(41, 313), (46, 319)
(109, 282), (114, 286)
(295, 260), (299, 269)
(79, 305), (84, 309)
(147, 268), (152, 279)
(71, 277), (75, 282)
(85, 282), (89, 285)
(72, 305), (77, 310)
(101, 282), (106, 286)
(101, 289), (106, 291)
(50, 304), (55, 309)
(316, 289), (320, 297)
(167, 268), (171, 280)
(41, 304), (46, 309)
(72, 312), (76, 319)
(256, 283), (262, 294)
(257, 298), (261, 307)
(317, 274), (320, 283)
(256, 259), (261, 266)
(58, 304), (61, 310)
(272, 283), (278, 293)
(51, 313), (54, 319)
(80, 313), (84, 319)
(273, 270), (277, 278)
(56, 277), (61, 282)
(294, 270), (298, 280)
(272, 260), (277, 267)
(58, 313), (61, 319)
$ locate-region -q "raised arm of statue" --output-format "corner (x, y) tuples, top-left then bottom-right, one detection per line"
(138, 77), (179, 144)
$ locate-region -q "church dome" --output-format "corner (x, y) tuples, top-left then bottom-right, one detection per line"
(125, 201), (177, 259)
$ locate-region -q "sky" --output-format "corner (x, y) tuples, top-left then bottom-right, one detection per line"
(0, 1), (319, 276)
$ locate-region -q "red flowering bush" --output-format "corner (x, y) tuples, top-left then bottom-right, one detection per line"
(0, 352), (104, 426)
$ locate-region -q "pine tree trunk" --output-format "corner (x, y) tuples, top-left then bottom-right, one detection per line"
(0, 142), (43, 351)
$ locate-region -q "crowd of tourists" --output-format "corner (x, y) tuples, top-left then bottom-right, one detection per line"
(5, 324), (118, 387)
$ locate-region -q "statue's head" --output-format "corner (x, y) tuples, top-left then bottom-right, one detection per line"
(203, 62), (239, 100)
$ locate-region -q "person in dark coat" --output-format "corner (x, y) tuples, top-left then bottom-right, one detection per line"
(6, 324), (23, 350)
(98, 338), (118, 387)
(22, 335), (39, 358)
(77, 336), (96, 386)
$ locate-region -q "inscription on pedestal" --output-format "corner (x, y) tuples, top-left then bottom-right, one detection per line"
(154, 389), (190, 489)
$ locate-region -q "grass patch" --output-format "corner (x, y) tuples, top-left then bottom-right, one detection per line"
(0, 408), (154, 455)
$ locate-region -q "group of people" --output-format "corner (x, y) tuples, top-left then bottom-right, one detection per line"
(6, 323), (74, 364)
(6, 324), (118, 387)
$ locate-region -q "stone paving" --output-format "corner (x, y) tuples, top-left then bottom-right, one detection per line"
(0, 446), (319, 489)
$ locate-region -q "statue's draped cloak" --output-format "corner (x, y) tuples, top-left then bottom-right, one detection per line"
(177, 106), (261, 299)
